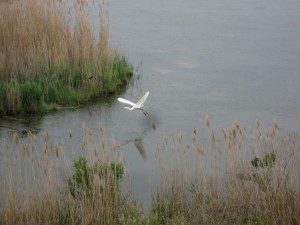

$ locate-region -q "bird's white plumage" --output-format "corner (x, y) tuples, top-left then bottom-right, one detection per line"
(117, 98), (135, 106)
(136, 91), (149, 106)
(117, 91), (149, 115)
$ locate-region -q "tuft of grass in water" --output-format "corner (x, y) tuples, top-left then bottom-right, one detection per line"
(0, 0), (133, 115)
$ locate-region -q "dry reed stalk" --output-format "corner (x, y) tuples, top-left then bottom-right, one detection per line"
(152, 120), (300, 224)
(1, 123), (128, 225)
(0, 0), (112, 82)
(1, 120), (299, 224)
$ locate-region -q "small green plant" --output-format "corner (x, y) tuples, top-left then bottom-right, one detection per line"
(251, 152), (276, 168)
(250, 152), (277, 192)
(68, 156), (124, 198)
(68, 156), (93, 198)
(150, 192), (190, 225)
(111, 162), (125, 180)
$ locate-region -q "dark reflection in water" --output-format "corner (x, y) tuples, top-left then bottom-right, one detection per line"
(122, 135), (147, 161)
(0, 115), (42, 138)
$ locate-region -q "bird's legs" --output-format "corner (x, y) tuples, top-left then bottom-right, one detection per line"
(140, 108), (149, 116)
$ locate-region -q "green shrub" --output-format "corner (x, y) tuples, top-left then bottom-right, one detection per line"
(68, 156), (93, 198)
(251, 152), (276, 168)
(68, 156), (124, 199)
(250, 152), (277, 192)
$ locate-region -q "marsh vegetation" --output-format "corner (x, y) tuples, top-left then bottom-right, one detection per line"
(1, 119), (299, 225)
(0, 0), (299, 224)
(0, 0), (132, 115)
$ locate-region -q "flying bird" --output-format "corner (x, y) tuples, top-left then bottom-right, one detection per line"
(117, 91), (149, 115)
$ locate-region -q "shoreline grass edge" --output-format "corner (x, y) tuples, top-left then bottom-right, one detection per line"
(0, 0), (133, 116)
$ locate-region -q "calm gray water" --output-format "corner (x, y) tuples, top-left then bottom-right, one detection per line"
(1, 0), (300, 205)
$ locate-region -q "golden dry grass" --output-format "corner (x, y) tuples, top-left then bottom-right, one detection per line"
(0, 123), (128, 225)
(0, 119), (299, 225)
(0, 0), (109, 80)
(151, 120), (300, 225)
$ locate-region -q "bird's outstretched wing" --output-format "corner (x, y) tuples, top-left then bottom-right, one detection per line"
(136, 91), (149, 106)
(117, 98), (136, 106)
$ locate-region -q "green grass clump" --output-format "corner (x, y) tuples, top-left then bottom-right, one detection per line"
(68, 156), (94, 198)
(68, 156), (124, 199)
(251, 152), (276, 168)
(20, 81), (43, 113)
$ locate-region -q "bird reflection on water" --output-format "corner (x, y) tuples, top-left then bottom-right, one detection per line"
(121, 135), (147, 161)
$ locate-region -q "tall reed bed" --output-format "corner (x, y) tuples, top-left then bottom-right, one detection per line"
(0, 123), (129, 225)
(149, 120), (300, 225)
(0, 0), (132, 115)
(0, 120), (299, 224)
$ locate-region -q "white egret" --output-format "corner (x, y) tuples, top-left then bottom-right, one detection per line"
(117, 91), (149, 115)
